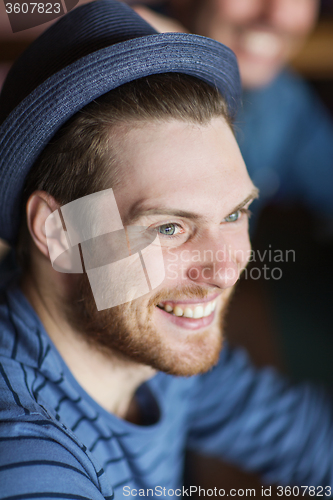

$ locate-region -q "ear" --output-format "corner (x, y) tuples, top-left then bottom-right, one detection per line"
(26, 191), (60, 258)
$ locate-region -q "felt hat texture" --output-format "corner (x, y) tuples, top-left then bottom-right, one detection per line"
(0, 0), (241, 243)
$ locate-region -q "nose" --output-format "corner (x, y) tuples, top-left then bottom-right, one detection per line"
(216, 0), (266, 24)
(185, 232), (241, 289)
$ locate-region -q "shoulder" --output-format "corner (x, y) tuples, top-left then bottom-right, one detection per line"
(0, 288), (113, 499)
(244, 69), (324, 118)
(0, 356), (112, 499)
(0, 413), (113, 499)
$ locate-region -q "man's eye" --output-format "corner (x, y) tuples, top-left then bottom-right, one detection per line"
(224, 210), (241, 223)
(158, 223), (178, 236)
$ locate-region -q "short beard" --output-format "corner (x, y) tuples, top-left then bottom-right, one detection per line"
(64, 274), (234, 376)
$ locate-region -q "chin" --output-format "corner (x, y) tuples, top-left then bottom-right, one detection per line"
(143, 332), (223, 377)
(145, 302), (225, 377)
(67, 274), (228, 377)
(167, 333), (223, 377)
(239, 60), (283, 89)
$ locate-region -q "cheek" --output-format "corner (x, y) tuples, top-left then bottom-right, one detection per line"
(229, 227), (252, 270)
(289, 1), (318, 35)
(271, 0), (318, 36)
(217, 0), (262, 23)
(162, 247), (188, 284)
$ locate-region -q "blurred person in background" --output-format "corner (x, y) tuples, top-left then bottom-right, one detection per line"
(131, 0), (333, 221)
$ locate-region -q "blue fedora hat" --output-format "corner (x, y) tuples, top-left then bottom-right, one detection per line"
(0, 0), (241, 244)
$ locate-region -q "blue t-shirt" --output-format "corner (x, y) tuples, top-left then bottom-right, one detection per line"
(1, 284), (333, 499)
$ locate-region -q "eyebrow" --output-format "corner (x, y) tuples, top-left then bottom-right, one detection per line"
(231, 188), (259, 213)
(125, 187), (259, 225)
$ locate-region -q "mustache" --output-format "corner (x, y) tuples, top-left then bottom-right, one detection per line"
(147, 284), (219, 308)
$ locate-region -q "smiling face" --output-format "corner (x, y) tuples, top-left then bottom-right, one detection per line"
(179, 0), (318, 88)
(67, 117), (257, 376)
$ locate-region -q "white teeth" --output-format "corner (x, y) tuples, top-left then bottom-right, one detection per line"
(193, 306), (204, 319)
(183, 307), (193, 318)
(159, 299), (217, 319)
(203, 303), (212, 317)
(173, 306), (184, 317)
(241, 31), (281, 58)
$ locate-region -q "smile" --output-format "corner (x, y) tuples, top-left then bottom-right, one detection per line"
(239, 30), (283, 60)
(157, 298), (217, 319)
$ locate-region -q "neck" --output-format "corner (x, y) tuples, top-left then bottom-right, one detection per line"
(20, 268), (155, 420)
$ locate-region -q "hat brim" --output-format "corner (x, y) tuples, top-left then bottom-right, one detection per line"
(0, 32), (240, 243)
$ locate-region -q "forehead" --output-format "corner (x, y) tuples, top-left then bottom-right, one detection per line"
(111, 117), (255, 221)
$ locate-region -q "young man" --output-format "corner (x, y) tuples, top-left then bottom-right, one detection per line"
(0, 1), (333, 499)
